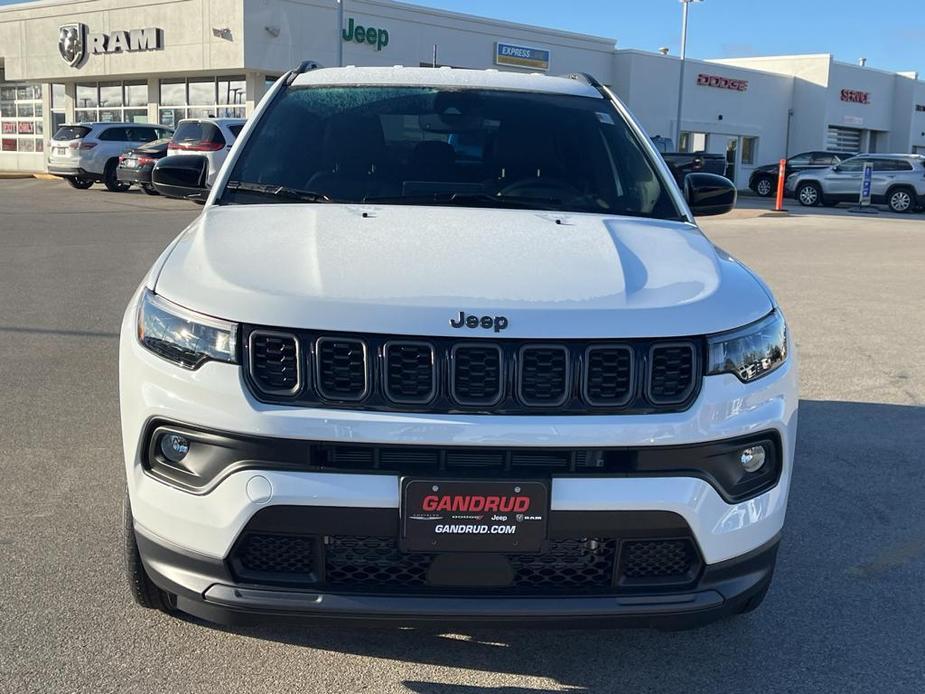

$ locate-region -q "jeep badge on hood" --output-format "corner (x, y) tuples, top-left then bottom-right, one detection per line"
(450, 311), (509, 333)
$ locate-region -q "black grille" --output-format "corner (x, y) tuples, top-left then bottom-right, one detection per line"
(511, 539), (616, 590)
(451, 344), (503, 405)
(316, 338), (368, 401)
(249, 332), (300, 394)
(384, 342), (435, 404)
(315, 444), (620, 475)
(647, 343), (696, 404)
(518, 346), (570, 406)
(325, 536), (429, 588)
(228, 532), (703, 594)
(324, 536), (617, 594)
(620, 539), (698, 582)
(243, 327), (703, 415)
(232, 533), (316, 583)
(584, 346), (633, 406)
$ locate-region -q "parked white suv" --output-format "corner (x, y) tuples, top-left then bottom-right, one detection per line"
(47, 122), (173, 191)
(121, 66), (797, 629)
(167, 118), (245, 186)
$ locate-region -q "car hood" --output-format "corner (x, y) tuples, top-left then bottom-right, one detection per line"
(153, 204), (773, 339)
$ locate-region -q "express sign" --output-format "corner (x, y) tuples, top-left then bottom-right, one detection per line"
(697, 73), (748, 92)
(841, 89), (871, 104)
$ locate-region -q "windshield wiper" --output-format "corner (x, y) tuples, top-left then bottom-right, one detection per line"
(224, 181), (335, 203)
(362, 192), (561, 210)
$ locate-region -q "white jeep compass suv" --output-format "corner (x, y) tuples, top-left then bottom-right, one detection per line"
(121, 65), (797, 629)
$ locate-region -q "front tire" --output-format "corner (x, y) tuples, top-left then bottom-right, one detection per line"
(796, 181), (822, 207)
(754, 176), (773, 197)
(887, 187), (914, 214)
(123, 491), (173, 611)
(141, 183), (160, 196)
(66, 176), (93, 190)
(104, 160), (131, 192)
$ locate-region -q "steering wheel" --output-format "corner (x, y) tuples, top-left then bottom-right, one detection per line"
(497, 177), (582, 199)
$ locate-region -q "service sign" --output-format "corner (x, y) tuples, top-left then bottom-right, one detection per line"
(495, 43), (550, 71)
(402, 479), (548, 552)
(841, 89), (870, 104)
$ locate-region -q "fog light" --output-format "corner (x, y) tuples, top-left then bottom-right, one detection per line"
(739, 446), (766, 473)
(159, 433), (190, 463)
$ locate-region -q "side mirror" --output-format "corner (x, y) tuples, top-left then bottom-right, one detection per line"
(684, 172), (737, 217)
(152, 155), (209, 201)
(832, 165), (841, 173)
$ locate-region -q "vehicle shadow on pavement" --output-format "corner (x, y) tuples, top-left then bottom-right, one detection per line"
(202, 398), (925, 693)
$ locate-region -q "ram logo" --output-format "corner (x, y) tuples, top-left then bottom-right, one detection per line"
(58, 23), (87, 68)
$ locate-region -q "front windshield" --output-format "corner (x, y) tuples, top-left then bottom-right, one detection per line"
(222, 86), (681, 218)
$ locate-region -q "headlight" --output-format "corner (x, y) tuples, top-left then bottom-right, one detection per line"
(706, 311), (787, 382)
(137, 289), (238, 369)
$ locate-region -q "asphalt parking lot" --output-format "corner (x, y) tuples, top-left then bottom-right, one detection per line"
(1, 178), (923, 693)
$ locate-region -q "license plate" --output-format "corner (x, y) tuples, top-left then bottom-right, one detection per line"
(401, 479), (548, 553)
(54, 148), (66, 156)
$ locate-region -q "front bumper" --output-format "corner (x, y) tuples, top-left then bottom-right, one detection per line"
(120, 289), (798, 624)
(137, 524), (778, 627)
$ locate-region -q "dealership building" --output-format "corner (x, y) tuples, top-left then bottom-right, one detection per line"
(2, 0), (925, 188)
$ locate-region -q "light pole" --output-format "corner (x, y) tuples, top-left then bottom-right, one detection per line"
(336, 0), (344, 67)
(674, 0), (702, 151)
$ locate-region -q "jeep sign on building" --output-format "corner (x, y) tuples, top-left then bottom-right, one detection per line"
(1, 0), (924, 175)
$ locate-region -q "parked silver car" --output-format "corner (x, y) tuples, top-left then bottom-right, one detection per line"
(786, 154), (925, 213)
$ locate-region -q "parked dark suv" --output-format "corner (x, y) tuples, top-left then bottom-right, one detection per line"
(748, 151), (855, 197)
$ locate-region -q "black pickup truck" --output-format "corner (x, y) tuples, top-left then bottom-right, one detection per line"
(650, 137), (727, 185)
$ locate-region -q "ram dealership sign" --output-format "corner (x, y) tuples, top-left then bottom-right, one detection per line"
(58, 23), (163, 67)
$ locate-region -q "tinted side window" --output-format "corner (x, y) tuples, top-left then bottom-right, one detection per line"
(837, 158), (865, 172)
(228, 124), (244, 138)
(99, 127), (128, 141)
(173, 121), (225, 145)
(52, 126), (91, 141)
(788, 153), (811, 166)
(877, 159), (912, 171)
(130, 127), (158, 143)
(811, 153), (836, 165)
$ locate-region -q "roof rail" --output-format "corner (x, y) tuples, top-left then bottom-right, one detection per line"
(286, 60), (321, 84)
(561, 72), (608, 97)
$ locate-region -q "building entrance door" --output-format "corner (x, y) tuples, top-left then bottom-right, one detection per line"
(706, 134), (742, 187)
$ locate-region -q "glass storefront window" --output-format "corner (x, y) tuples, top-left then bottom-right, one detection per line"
(188, 78), (217, 105)
(218, 77), (246, 106)
(741, 137), (758, 166)
(159, 80), (186, 107)
(76, 83), (98, 108)
(0, 81), (42, 155)
(75, 109), (96, 123)
(124, 108), (149, 124)
(52, 83), (66, 107)
(125, 82), (147, 107)
(158, 76), (247, 125)
(99, 82), (123, 107)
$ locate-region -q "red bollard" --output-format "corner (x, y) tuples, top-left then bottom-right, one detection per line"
(775, 158), (786, 211)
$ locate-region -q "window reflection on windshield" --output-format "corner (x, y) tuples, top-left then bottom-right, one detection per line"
(223, 86), (680, 219)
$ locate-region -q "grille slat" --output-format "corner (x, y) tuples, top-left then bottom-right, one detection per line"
(647, 343), (696, 405)
(316, 338), (368, 401)
(384, 342), (436, 404)
(518, 346), (570, 407)
(451, 344), (503, 406)
(245, 328), (701, 414)
(249, 332), (300, 395)
(584, 346), (633, 406)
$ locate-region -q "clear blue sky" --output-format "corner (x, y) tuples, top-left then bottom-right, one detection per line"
(404, 0), (924, 77)
(1, 0), (922, 76)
